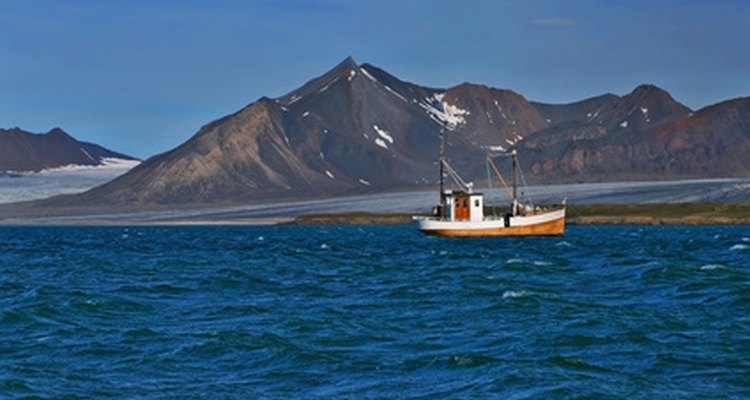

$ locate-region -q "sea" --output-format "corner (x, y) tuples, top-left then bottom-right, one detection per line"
(1, 224), (749, 399)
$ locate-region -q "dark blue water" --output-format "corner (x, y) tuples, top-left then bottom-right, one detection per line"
(1, 225), (749, 399)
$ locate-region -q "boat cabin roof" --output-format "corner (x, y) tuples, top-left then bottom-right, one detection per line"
(443, 190), (483, 197)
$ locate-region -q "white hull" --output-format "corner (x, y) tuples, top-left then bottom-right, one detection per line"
(415, 207), (566, 237)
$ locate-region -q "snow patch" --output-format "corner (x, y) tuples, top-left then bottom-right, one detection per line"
(384, 85), (408, 103)
(494, 100), (510, 120)
(348, 69), (356, 81)
(288, 94), (301, 105)
(360, 67), (377, 83)
(80, 148), (96, 162)
(281, 106), (289, 112)
(640, 107), (651, 123)
(619, 121), (629, 128)
(373, 124), (394, 144)
(319, 151), (325, 160)
(358, 178), (371, 186)
(318, 76), (340, 93)
(485, 145), (506, 152)
(302, 111), (310, 117)
(325, 170), (335, 179)
(419, 93), (470, 130)
(39, 158), (141, 173)
(374, 138), (388, 149)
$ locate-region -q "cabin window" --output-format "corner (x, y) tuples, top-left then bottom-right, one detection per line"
(474, 199), (480, 207)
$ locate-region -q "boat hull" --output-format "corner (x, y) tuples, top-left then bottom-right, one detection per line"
(415, 207), (565, 237)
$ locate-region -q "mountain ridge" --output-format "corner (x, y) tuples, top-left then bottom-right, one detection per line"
(27, 56), (750, 207)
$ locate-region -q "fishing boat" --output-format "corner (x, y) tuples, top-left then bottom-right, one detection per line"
(414, 131), (566, 237)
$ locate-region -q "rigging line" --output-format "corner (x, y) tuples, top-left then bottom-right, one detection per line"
(515, 152), (535, 207)
(442, 159), (472, 192)
(486, 158), (492, 190)
(486, 155), (512, 198)
(485, 159), (498, 218)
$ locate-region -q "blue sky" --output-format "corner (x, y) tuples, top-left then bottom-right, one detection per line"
(2, 0), (749, 158)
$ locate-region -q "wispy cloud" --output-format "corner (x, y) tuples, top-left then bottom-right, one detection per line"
(530, 17), (577, 27)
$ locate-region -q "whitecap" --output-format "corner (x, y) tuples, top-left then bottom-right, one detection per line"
(438, 250), (448, 256)
(503, 290), (531, 299)
(742, 237), (749, 242)
(700, 264), (726, 271)
(320, 243), (329, 250)
(730, 244), (748, 251)
(257, 236), (265, 241)
(533, 260), (552, 266)
(506, 258), (523, 264)
(555, 241), (571, 247)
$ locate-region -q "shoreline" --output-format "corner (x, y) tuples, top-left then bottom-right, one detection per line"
(3, 178), (750, 226)
(2, 202), (750, 226)
(0, 217), (293, 227)
(287, 204), (750, 226)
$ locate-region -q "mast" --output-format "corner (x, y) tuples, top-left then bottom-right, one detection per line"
(438, 127), (445, 204)
(511, 142), (518, 216)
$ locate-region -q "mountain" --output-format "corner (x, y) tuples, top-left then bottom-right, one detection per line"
(34, 57), (750, 207)
(0, 127), (138, 172)
(48, 57), (545, 206)
(522, 88), (750, 181)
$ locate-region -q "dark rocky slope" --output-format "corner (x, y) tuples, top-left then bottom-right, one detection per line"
(0, 127), (137, 172)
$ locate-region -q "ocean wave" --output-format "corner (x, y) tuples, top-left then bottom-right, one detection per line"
(502, 290), (532, 299)
(700, 264), (727, 271)
(4, 224), (750, 398)
(730, 244), (748, 251)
